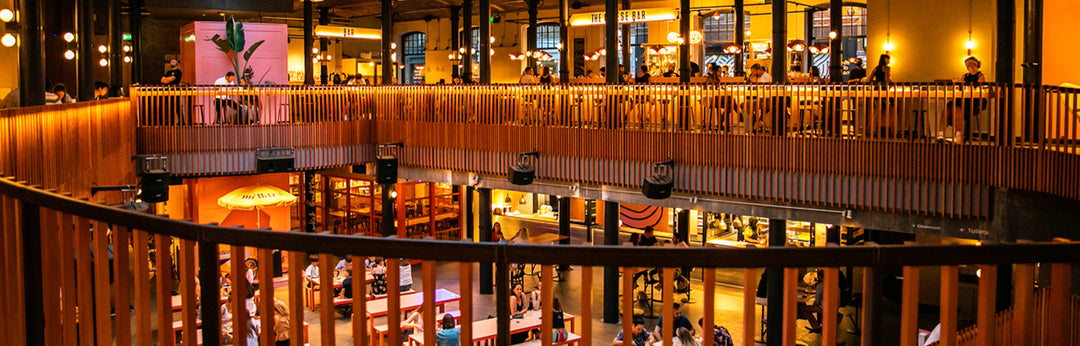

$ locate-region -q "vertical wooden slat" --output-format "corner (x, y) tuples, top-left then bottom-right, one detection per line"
(424, 261), (437, 346)
(74, 216), (95, 346)
(232, 244), (251, 346)
(287, 250), (305, 344)
(703, 267), (715, 346)
(940, 265), (959, 346)
(459, 262), (472, 345)
(58, 212), (77, 346)
(113, 225), (131, 346)
(1013, 261), (1036, 346)
(900, 265), (920, 346)
(156, 234), (175, 346)
(782, 267), (798, 346)
(178, 238), (197, 346)
(662, 267), (674, 346)
(622, 266), (633, 346)
(258, 248), (274, 346)
(93, 220), (112, 346)
(743, 268), (758, 346)
(352, 253), (368, 346)
(318, 253), (334, 346)
(580, 265), (592, 344)
(132, 229), (152, 346)
(541, 264), (554, 346)
(975, 264), (997, 346)
(39, 208), (62, 346)
(822, 267), (840, 346)
(386, 258), (401, 346)
(1048, 238), (1072, 346)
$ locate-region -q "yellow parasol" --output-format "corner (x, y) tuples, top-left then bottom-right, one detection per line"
(217, 184), (298, 229)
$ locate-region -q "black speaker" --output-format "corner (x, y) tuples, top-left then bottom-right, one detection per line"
(508, 164), (535, 185)
(139, 171), (169, 203)
(376, 155), (398, 184)
(351, 164), (366, 174)
(256, 157), (295, 173)
(642, 175), (673, 199)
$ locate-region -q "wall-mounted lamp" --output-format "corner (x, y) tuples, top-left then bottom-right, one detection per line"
(97, 45), (107, 53)
(98, 58), (108, 67)
(64, 50), (75, 60)
(63, 32), (74, 42)
(828, 31), (837, 39)
(808, 43), (829, 55)
(786, 40), (806, 52)
(0, 34), (14, 47)
(0, 9), (13, 22)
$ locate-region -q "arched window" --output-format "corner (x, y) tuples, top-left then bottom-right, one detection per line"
(535, 23), (561, 75)
(702, 11), (750, 72)
(401, 32), (426, 84)
(810, 4), (867, 80)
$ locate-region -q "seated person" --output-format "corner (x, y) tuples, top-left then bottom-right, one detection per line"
(402, 304), (426, 336)
(613, 316), (655, 346)
(435, 314), (461, 346)
(698, 318), (735, 346)
(510, 283), (531, 343)
(798, 268), (851, 333)
(369, 257), (387, 296)
(653, 303), (694, 341)
(335, 255), (353, 278)
(304, 255), (320, 289)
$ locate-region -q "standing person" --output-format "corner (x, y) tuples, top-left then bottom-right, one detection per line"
(161, 58), (183, 85)
(519, 67), (537, 84)
(159, 60), (185, 125)
(551, 298), (568, 342)
(539, 66), (558, 84)
(399, 258), (413, 291)
(634, 65), (652, 84)
(868, 54), (895, 137)
(272, 299), (291, 346)
(93, 82), (110, 100)
(847, 58), (866, 83)
(613, 316), (655, 346)
(370, 257), (387, 295)
(938, 56), (988, 143)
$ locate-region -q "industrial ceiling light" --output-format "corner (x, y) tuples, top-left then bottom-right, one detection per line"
(721, 43), (741, 54)
(508, 151), (540, 185)
(642, 159), (674, 200)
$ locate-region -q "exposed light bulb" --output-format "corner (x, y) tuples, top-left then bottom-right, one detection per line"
(123, 45), (131, 52)
(63, 32), (74, 42)
(1, 34), (15, 47)
(883, 42), (894, 51)
(391, 42), (397, 49)
(0, 9), (13, 22)
(123, 56), (132, 63)
(99, 58), (108, 66)
(489, 36), (495, 43)
(64, 50), (75, 60)
(828, 31), (837, 39)
(98, 45), (107, 53)
(965, 40), (975, 49)
(312, 47), (319, 54)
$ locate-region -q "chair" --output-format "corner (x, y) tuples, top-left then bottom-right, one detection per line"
(756, 297), (768, 343)
(845, 293), (862, 335)
(304, 275), (320, 311)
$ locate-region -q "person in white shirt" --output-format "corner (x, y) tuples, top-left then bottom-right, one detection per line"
(749, 64), (772, 83)
(213, 72), (241, 123)
(399, 259), (413, 291)
(519, 67), (538, 84)
(304, 255), (320, 289)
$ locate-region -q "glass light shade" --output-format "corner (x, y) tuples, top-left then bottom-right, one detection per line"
(0, 9), (13, 22)
(1, 34), (16, 47)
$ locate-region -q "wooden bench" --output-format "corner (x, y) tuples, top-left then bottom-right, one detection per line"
(518, 332), (582, 346)
(332, 289), (416, 307)
(372, 310), (461, 346)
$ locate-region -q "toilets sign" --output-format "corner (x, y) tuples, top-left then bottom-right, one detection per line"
(570, 8), (678, 26)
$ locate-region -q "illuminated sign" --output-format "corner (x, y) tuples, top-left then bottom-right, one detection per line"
(569, 8), (678, 26)
(314, 25), (381, 40)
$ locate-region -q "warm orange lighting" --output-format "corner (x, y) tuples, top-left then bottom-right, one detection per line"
(0, 9), (13, 22)
(1, 34), (15, 47)
(63, 50), (75, 60)
(722, 43), (741, 54)
(313, 25), (381, 40)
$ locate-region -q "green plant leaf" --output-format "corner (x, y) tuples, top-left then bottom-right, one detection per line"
(225, 16), (236, 50)
(205, 34), (232, 55)
(234, 20), (246, 53)
(243, 40), (265, 62)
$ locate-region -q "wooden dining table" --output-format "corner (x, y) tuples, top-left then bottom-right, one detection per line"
(407, 310), (575, 346)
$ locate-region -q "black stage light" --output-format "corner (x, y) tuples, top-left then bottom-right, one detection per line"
(508, 151), (540, 185)
(642, 159), (675, 199)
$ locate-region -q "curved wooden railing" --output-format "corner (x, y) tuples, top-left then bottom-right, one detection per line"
(133, 83), (1080, 218)
(0, 175), (1078, 346)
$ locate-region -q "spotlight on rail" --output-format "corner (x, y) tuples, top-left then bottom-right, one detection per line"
(508, 151), (540, 186)
(642, 159), (675, 200)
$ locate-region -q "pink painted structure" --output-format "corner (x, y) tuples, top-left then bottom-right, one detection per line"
(179, 21), (289, 124)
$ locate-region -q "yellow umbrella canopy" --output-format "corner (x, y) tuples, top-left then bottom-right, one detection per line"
(217, 184), (298, 211)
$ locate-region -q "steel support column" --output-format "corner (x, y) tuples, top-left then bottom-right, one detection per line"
(381, 0), (394, 84)
(771, 0), (786, 83)
(304, 0), (314, 84)
(462, 0), (472, 81)
(108, 0), (122, 94)
(1022, 0), (1041, 85)
(526, 0), (538, 71)
(678, 0), (690, 82)
(76, 0), (94, 100)
(604, 0), (618, 84)
(766, 218), (786, 346)
(997, 0), (1015, 84)
(479, 0), (490, 83)
(603, 201), (620, 323)
(319, 7), (329, 84)
(559, 0), (570, 80)
(479, 188), (493, 294)
(450, 6), (461, 79)
(129, 0), (142, 83)
(18, 0), (45, 106)
(734, 0), (745, 76)
(828, 0), (843, 82)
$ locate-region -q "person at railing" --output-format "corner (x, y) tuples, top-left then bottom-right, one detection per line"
(635, 65), (652, 84)
(696, 318), (735, 346)
(867, 54), (897, 138)
(520, 67), (538, 84)
(213, 72), (239, 124)
(613, 316), (655, 346)
(744, 64), (780, 134)
(847, 58), (866, 83)
(653, 302), (695, 342)
(937, 56), (988, 143)
(435, 314), (461, 346)
(94, 82), (109, 100)
(551, 297), (569, 342)
(46, 83), (75, 104)
(586, 69), (598, 78)
(161, 58), (183, 85)
(539, 66), (558, 84)
(662, 64), (679, 78)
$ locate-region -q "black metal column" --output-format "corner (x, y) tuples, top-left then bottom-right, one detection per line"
(450, 6), (461, 79)
(478, 0), (490, 83)
(108, 0), (122, 94)
(381, 0), (393, 84)
(678, 0), (690, 81)
(997, 0), (1015, 84)
(465, 185), (474, 239)
(319, 7), (329, 85)
(478, 188), (493, 294)
(20, 202), (43, 346)
(462, 0), (472, 81)
(734, 0), (745, 76)
(76, 0), (94, 100)
(129, 0), (142, 84)
(620, 0), (630, 73)
(828, 0), (843, 82)
(676, 209), (689, 244)
(198, 242), (222, 346)
(602, 201), (620, 323)
(18, 0), (45, 106)
(771, 0), (786, 83)
(525, 0), (538, 71)
(558, 0), (570, 80)
(304, 0), (314, 85)
(381, 184), (395, 237)
(765, 218), (786, 346)
(1022, 0), (1042, 85)
(558, 197), (570, 245)
(604, 0), (618, 84)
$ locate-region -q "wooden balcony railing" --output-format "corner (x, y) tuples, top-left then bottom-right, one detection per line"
(0, 176), (1077, 346)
